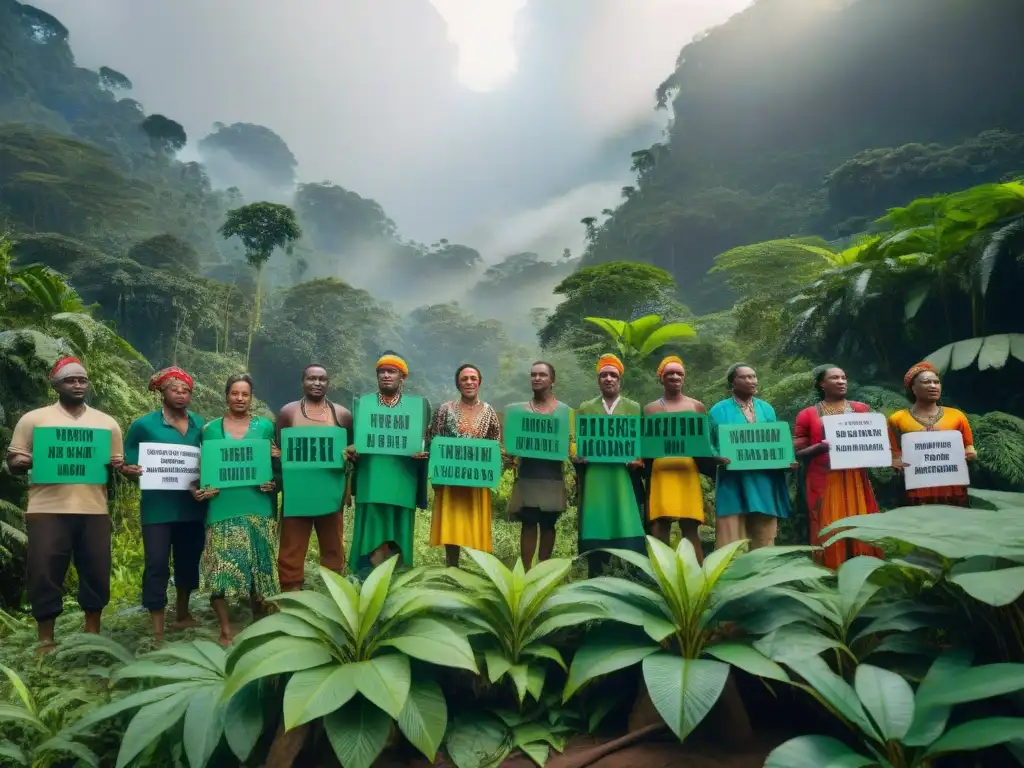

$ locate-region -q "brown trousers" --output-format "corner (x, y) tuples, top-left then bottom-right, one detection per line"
(277, 511), (344, 589)
(26, 514), (111, 621)
(715, 513), (778, 551)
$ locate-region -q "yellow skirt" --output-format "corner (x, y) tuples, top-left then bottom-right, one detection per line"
(649, 457), (704, 523)
(430, 486), (493, 551)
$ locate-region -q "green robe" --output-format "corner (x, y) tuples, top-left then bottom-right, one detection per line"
(575, 396), (646, 553)
(348, 394), (430, 573)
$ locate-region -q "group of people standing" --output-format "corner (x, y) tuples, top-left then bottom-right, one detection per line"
(5, 350), (974, 652)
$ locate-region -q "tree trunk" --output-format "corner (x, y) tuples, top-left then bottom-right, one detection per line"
(245, 266), (263, 369)
(628, 671), (752, 745)
(266, 720), (311, 768)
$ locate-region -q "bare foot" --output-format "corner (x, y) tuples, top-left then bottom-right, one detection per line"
(36, 641), (57, 657)
(217, 633), (233, 648)
(154, 633), (165, 646)
(171, 616), (199, 630)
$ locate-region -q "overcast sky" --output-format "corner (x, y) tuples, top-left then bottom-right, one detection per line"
(35, 0), (751, 260)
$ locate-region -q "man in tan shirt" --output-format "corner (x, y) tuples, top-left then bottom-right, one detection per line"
(6, 357), (124, 652)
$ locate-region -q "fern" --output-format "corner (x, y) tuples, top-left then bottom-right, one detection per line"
(970, 410), (1024, 487)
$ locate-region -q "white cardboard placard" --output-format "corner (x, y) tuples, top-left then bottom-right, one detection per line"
(138, 442), (200, 491)
(822, 412), (891, 470)
(901, 430), (969, 491)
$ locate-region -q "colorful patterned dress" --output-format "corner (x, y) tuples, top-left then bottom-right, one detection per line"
(428, 401), (501, 552)
(888, 406), (975, 507)
(199, 416), (279, 600)
(348, 393), (430, 572)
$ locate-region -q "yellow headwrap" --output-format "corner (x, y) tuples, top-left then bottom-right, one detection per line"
(657, 355), (685, 379)
(377, 354), (408, 376)
(596, 353), (624, 375)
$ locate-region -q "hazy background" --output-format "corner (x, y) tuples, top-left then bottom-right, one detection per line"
(32, 0), (751, 262)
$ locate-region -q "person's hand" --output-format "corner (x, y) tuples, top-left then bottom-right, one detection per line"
(345, 446), (358, 462)
(192, 486), (218, 501)
(411, 451), (428, 460)
(965, 451), (978, 463)
(8, 454), (32, 471)
(119, 464), (144, 477)
(817, 440), (831, 455)
(627, 459), (644, 470)
(259, 480), (277, 493)
(270, 442), (282, 460)
(571, 456), (587, 465)
(891, 458), (910, 471)
(110, 458), (125, 471)
(789, 461), (800, 470)
(717, 456), (731, 466)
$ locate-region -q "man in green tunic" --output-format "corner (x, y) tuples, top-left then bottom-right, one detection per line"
(573, 353), (646, 577)
(347, 352), (430, 573)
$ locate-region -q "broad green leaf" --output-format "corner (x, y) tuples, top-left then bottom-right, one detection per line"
(466, 548), (515, 604)
(320, 565), (361, 636)
(508, 663), (530, 703)
(754, 626), (843, 663)
(144, 642), (225, 676)
(853, 665), (915, 741)
(34, 736), (100, 767)
(352, 654), (411, 718)
(705, 643), (789, 683)
(223, 680), (264, 762)
(583, 317), (627, 340)
(526, 664), (546, 701)
(521, 644), (566, 671)
(68, 682), (203, 734)
(519, 740), (549, 766)
(978, 334), (1012, 371)
(0, 740), (28, 766)
(356, 556), (398, 647)
(397, 677), (448, 761)
(917, 663), (1024, 709)
(700, 538), (746, 587)
(191, 639), (230, 674)
(569, 581), (675, 642)
(112, 660), (220, 684)
(485, 646), (513, 683)
(379, 617), (478, 673)
(837, 556), (887, 623)
(116, 689), (193, 768)
(324, 697), (392, 768)
(642, 654), (730, 741)
(623, 314), (662, 347)
(445, 712), (512, 768)
(948, 563), (1024, 607)
(520, 558), (572, 625)
(925, 717), (1024, 757)
(905, 649), (972, 747)
(646, 535), (685, 617)
(0, 704), (44, 732)
(787, 656), (881, 740)
(636, 323), (696, 358)
(563, 629), (658, 701)
(222, 636), (333, 700)
(0, 665), (33, 713)
(522, 603), (612, 646)
(231, 610), (324, 653)
(56, 633), (137, 666)
(904, 282), (930, 320)
(182, 686), (225, 768)
(604, 548), (656, 580)
(283, 664), (358, 729)
(764, 735), (877, 767)
(264, 590), (348, 640)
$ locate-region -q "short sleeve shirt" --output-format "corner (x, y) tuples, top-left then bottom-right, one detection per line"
(7, 403), (124, 515)
(124, 409), (206, 525)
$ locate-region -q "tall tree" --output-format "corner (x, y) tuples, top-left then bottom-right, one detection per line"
(219, 202), (302, 366)
(140, 114), (187, 154)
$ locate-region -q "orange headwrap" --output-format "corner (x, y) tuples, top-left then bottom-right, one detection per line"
(148, 366), (194, 392)
(377, 354), (408, 376)
(904, 361), (938, 392)
(50, 356), (86, 381)
(657, 355), (685, 379)
(596, 354), (624, 375)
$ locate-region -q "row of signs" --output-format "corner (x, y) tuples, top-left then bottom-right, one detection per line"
(28, 404), (968, 496)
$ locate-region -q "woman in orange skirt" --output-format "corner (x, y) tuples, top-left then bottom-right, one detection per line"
(794, 364), (883, 569)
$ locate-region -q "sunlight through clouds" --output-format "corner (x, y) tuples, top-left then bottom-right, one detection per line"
(429, 0), (526, 91)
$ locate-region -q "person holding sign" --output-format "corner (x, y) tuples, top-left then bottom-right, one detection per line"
(708, 364), (792, 551)
(347, 352), (430, 573)
(888, 361), (976, 507)
(643, 356), (709, 562)
(574, 354), (646, 577)
(428, 364), (502, 567)
(198, 374), (279, 646)
(506, 361), (573, 570)
(5, 357), (124, 653)
(794, 365), (881, 569)
(275, 364), (352, 591)
(119, 367), (206, 642)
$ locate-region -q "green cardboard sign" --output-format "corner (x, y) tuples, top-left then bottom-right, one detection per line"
(503, 405), (570, 461)
(718, 422), (795, 470)
(30, 426), (112, 484)
(641, 413), (713, 458)
(575, 414), (640, 463)
(429, 437), (502, 489)
(200, 438), (272, 489)
(280, 426), (347, 517)
(354, 394), (425, 456)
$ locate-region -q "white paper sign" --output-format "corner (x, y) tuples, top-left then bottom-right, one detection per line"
(901, 430), (969, 491)
(138, 442), (200, 491)
(822, 412), (891, 470)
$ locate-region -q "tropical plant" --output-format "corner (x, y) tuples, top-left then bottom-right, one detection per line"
(766, 650), (1024, 767)
(64, 638), (264, 768)
(221, 560), (478, 768)
(560, 537), (830, 741)
(584, 314), (695, 366)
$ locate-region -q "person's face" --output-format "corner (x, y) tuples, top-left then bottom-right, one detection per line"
(912, 371), (941, 403)
(598, 368), (621, 397)
(303, 367), (328, 400)
(163, 379), (193, 410)
(227, 381), (252, 415)
(661, 364), (685, 394)
(731, 367), (758, 397)
(54, 375), (89, 404)
(377, 365), (402, 395)
(530, 364), (553, 394)
(458, 368), (481, 399)
(821, 368), (848, 399)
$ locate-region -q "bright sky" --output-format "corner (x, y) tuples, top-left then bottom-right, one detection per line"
(429, 0), (527, 91)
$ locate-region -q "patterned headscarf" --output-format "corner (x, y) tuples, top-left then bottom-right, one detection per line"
(812, 363), (838, 401)
(904, 361), (938, 393)
(657, 355), (685, 379)
(50, 357), (87, 382)
(376, 353), (409, 377)
(596, 353), (624, 375)
(148, 366), (194, 392)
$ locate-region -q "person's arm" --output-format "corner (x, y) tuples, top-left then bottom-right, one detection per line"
(888, 414), (909, 469)
(193, 421), (218, 500)
(119, 419), (144, 478)
(960, 411), (977, 461)
(793, 408), (827, 460)
(5, 412), (35, 474)
(412, 397), (430, 459)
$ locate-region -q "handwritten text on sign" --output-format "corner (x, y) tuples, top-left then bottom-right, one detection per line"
(280, 427), (347, 517)
(429, 437), (502, 489)
(575, 415), (640, 463)
(503, 406), (569, 461)
(138, 442), (199, 491)
(31, 426), (112, 484)
(718, 422), (795, 470)
(901, 430), (969, 490)
(641, 413), (713, 458)
(200, 439), (273, 489)
(354, 394), (425, 456)
(821, 412), (891, 470)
